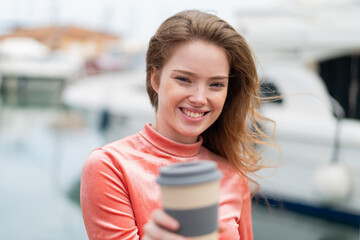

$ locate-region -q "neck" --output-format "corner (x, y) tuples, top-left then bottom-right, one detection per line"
(151, 122), (199, 144)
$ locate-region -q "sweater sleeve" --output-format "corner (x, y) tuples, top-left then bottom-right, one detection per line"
(237, 178), (253, 240)
(80, 149), (140, 240)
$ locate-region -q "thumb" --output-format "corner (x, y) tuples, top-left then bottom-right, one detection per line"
(219, 222), (227, 233)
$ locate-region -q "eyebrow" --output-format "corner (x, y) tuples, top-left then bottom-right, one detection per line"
(173, 69), (229, 80)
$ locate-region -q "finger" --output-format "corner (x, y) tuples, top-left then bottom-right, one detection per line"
(144, 221), (188, 240)
(152, 209), (179, 231)
(218, 222), (227, 233)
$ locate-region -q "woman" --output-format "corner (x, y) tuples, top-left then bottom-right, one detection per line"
(81, 10), (275, 240)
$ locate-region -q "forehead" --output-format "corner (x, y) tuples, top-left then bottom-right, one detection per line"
(162, 40), (230, 75)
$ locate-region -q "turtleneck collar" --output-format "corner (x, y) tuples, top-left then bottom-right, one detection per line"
(139, 123), (203, 157)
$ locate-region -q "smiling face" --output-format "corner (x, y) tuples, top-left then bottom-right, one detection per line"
(151, 40), (230, 144)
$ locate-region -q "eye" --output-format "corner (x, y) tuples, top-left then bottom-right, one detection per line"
(176, 76), (190, 83)
(210, 82), (225, 88)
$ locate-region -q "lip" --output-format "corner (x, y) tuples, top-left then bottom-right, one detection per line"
(179, 107), (209, 122)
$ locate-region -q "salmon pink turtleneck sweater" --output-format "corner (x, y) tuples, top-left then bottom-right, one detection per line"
(80, 123), (253, 240)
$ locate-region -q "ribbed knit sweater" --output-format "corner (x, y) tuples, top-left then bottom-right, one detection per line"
(80, 123), (253, 240)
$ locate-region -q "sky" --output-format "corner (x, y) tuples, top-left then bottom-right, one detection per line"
(0, 0), (284, 42)
(1, 0), (358, 56)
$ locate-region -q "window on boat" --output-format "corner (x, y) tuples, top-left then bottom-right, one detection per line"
(260, 80), (283, 104)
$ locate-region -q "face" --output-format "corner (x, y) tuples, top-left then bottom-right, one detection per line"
(151, 40), (230, 144)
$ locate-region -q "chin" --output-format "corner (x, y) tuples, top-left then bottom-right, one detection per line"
(180, 128), (205, 138)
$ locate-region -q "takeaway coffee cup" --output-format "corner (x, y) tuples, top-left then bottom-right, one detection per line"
(157, 161), (222, 240)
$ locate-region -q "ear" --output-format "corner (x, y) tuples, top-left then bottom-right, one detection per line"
(150, 66), (159, 93)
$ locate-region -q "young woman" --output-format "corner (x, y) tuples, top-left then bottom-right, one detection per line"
(81, 10), (275, 240)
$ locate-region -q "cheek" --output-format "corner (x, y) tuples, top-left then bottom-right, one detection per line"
(161, 82), (183, 103)
(158, 83), (180, 110)
(215, 91), (228, 111)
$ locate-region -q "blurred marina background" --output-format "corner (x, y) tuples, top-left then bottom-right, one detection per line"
(0, 0), (360, 239)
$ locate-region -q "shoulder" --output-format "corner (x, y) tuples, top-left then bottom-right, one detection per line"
(103, 132), (142, 152)
(82, 147), (121, 179)
(83, 132), (143, 171)
(199, 146), (248, 187)
(99, 132), (147, 160)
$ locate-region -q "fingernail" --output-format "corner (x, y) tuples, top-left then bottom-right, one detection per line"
(168, 219), (179, 230)
(171, 221), (179, 230)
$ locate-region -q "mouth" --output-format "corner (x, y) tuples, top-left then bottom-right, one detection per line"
(180, 108), (208, 118)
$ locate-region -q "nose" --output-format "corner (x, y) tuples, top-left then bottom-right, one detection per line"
(188, 86), (207, 106)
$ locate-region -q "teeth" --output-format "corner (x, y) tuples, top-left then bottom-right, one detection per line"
(182, 109), (205, 118)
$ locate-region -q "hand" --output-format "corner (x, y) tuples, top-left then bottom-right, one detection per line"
(143, 209), (189, 240)
(143, 209), (226, 240)
(218, 222), (227, 234)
